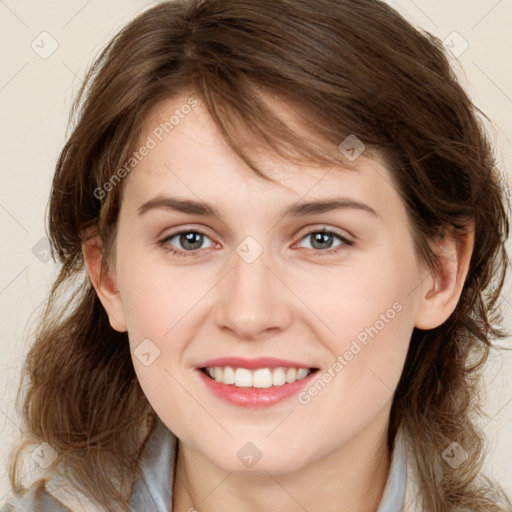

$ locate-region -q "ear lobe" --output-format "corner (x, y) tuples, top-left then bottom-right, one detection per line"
(82, 229), (127, 332)
(414, 223), (474, 330)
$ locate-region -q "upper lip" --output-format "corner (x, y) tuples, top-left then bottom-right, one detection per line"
(197, 357), (318, 370)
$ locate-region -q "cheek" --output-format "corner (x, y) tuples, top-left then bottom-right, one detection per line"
(116, 253), (210, 397)
(299, 248), (419, 403)
(116, 246), (202, 342)
(119, 267), (197, 429)
(302, 245), (419, 347)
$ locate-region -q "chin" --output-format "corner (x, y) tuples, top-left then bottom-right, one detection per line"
(203, 444), (311, 476)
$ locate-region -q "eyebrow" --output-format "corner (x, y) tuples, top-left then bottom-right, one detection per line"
(137, 195), (378, 219)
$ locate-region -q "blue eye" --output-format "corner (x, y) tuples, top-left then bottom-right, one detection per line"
(158, 228), (353, 258)
(302, 230), (350, 250)
(159, 231), (214, 257)
(298, 229), (352, 254)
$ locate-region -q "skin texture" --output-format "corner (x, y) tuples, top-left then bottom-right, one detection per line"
(83, 94), (474, 512)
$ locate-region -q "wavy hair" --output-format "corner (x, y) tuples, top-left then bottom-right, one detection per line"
(7, 0), (512, 510)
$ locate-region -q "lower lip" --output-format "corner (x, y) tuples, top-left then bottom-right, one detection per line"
(197, 369), (317, 407)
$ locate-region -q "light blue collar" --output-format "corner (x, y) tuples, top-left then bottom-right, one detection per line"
(129, 419), (407, 511)
(376, 428), (408, 512)
(2, 419), (407, 511)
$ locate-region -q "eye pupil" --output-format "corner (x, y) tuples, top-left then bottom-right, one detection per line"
(181, 232), (203, 250)
(311, 232), (334, 250)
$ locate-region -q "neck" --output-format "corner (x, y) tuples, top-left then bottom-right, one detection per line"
(173, 407), (392, 512)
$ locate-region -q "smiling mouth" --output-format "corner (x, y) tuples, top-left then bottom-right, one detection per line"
(201, 366), (319, 388)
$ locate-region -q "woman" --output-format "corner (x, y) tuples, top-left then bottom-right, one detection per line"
(3, 0), (511, 510)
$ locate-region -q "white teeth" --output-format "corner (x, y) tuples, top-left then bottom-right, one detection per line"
(253, 368), (273, 388)
(204, 366), (312, 387)
(285, 368), (296, 383)
(223, 366), (235, 385)
(296, 368), (309, 380)
(272, 367), (286, 386)
(234, 368), (252, 387)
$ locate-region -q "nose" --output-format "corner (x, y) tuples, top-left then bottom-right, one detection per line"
(213, 243), (293, 341)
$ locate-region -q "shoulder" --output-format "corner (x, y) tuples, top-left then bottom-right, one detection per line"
(0, 478), (99, 512)
(0, 419), (175, 512)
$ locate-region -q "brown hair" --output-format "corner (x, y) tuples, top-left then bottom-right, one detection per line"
(7, 0), (511, 510)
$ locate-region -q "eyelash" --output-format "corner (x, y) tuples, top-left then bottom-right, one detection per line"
(158, 228), (354, 258)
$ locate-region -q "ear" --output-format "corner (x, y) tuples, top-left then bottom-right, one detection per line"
(414, 222), (475, 330)
(82, 228), (127, 332)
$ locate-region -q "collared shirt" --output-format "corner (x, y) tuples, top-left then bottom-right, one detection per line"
(1, 418), (410, 511)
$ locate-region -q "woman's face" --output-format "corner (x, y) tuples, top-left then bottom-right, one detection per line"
(102, 93), (434, 474)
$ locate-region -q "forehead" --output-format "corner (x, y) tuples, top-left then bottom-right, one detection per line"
(122, 94), (405, 222)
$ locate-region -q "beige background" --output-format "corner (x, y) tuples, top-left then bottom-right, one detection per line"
(0, 0), (511, 506)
